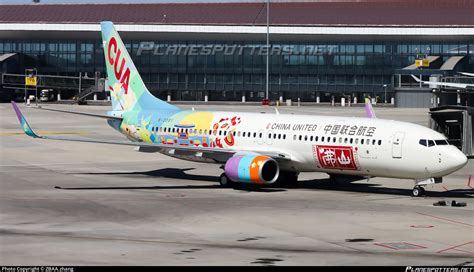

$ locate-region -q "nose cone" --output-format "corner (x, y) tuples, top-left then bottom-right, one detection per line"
(445, 147), (468, 173)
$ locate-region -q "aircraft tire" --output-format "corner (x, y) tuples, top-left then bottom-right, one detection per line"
(219, 173), (232, 188)
(412, 186), (425, 197)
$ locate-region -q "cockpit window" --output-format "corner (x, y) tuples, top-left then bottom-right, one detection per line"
(428, 140), (435, 147)
(419, 139), (427, 146)
(435, 140), (449, 145)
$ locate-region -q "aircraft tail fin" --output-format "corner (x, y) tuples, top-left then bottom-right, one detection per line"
(100, 21), (179, 112)
(365, 98), (376, 118)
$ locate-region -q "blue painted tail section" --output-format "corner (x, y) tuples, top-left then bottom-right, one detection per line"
(100, 21), (179, 113)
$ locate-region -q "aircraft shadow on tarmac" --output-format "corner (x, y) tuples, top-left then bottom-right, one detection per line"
(59, 168), (285, 193)
(294, 178), (474, 198)
(60, 168), (473, 197)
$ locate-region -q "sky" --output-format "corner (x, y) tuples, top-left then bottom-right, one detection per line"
(2, 0), (258, 4)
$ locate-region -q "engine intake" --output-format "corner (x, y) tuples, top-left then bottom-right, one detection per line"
(224, 155), (279, 184)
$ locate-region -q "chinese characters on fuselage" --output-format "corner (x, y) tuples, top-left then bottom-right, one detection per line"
(323, 125), (376, 137)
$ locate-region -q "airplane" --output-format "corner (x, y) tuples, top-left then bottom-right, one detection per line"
(459, 72), (474, 77)
(11, 21), (468, 197)
(411, 75), (474, 89)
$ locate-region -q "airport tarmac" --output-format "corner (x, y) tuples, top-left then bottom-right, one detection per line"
(0, 102), (473, 266)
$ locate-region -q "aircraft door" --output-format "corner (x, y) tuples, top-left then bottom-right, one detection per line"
(392, 132), (405, 159)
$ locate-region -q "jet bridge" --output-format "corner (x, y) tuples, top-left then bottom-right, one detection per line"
(429, 106), (473, 158)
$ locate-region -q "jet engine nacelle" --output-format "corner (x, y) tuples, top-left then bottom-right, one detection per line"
(224, 154), (279, 184)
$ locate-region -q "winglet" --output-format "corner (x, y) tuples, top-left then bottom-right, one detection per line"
(364, 98), (376, 118)
(11, 101), (40, 138)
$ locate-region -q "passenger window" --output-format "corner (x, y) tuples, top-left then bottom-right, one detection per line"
(372, 139), (376, 145)
(333, 137), (336, 143)
(293, 135), (296, 140)
(299, 135), (302, 141)
(278, 134), (282, 140)
(428, 140), (435, 147)
(260, 133), (263, 138)
(322, 136), (325, 142)
(219, 131), (222, 136)
(243, 132), (246, 137)
(338, 137), (342, 143)
(344, 138), (348, 144)
(304, 135), (308, 141)
(315, 136), (318, 141)
(283, 134), (286, 140)
(378, 140), (382, 145)
(350, 138), (353, 144)
(254, 132), (257, 138)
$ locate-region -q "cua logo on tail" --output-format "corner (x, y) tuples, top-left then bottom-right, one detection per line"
(107, 37), (131, 94)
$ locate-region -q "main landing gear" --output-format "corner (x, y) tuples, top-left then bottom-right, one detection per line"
(219, 173), (233, 188)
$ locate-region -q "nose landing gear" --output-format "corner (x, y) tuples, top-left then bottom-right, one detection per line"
(412, 177), (442, 197)
(412, 186), (426, 197)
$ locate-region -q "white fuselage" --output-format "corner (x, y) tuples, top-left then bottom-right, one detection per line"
(118, 110), (468, 181)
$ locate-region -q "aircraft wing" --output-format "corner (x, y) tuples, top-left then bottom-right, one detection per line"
(35, 105), (123, 120)
(411, 75), (473, 89)
(11, 102), (291, 163)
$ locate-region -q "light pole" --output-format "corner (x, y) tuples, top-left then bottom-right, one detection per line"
(383, 84), (387, 104)
(265, 0), (270, 100)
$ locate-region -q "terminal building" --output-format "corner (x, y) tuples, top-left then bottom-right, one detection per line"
(0, 0), (473, 107)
